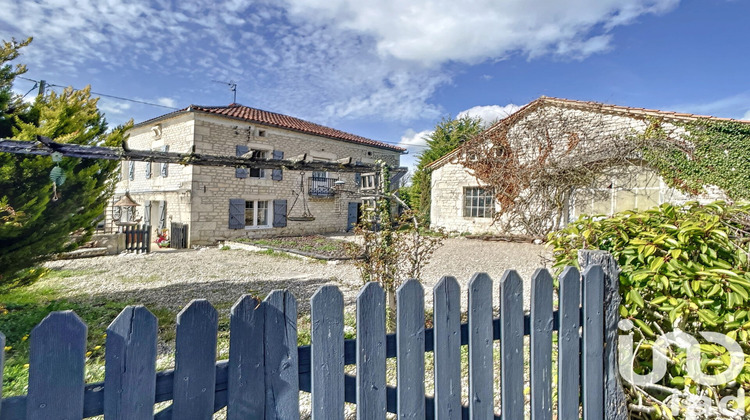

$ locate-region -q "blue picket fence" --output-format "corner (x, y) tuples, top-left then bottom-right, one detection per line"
(0, 265), (606, 419)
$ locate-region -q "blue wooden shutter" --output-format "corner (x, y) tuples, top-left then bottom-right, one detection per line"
(229, 199), (245, 229)
(160, 146), (169, 177)
(145, 160), (152, 179)
(271, 150), (284, 181)
(157, 201), (167, 229)
(236, 145), (249, 178)
(346, 202), (358, 231)
(128, 161), (135, 180)
(143, 200), (151, 225)
(354, 173), (361, 189)
(273, 199), (287, 228)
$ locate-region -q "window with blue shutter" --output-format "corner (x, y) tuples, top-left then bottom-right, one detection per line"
(160, 146), (169, 177)
(354, 173), (361, 189)
(271, 150), (284, 181)
(235, 145), (249, 178)
(273, 199), (287, 227)
(145, 160), (151, 179)
(228, 199), (245, 229)
(128, 161), (135, 180)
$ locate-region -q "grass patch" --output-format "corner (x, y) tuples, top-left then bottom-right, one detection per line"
(254, 248), (304, 260)
(245, 235), (360, 259)
(0, 283), (177, 397)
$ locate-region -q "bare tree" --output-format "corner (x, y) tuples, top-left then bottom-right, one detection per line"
(458, 102), (676, 236)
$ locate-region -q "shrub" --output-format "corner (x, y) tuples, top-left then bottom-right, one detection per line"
(548, 201), (750, 418)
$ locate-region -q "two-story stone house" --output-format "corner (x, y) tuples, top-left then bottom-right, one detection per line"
(106, 103), (405, 246)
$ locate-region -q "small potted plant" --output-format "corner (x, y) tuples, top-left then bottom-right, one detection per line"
(155, 229), (170, 248)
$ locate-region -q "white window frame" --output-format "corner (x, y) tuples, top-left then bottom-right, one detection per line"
(361, 173), (376, 190)
(244, 199), (271, 229)
(463, 187), (494, 218)
(362, 197), (377, 211)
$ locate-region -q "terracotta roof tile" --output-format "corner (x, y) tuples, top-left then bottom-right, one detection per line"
(135, 103), (405, 152)
(539, 96), (750, 123)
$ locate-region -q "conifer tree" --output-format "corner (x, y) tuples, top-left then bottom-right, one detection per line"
(407, 115), (484, 222)
(0, 38), (132, 287)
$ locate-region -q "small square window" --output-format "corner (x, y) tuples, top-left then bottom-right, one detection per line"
(463, 187), (494, 218)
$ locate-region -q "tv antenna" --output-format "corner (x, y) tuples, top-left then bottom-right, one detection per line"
(213, 80), (237, 103)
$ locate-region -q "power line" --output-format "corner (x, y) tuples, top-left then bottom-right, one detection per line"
(14, 76), (429, 150)
(16, 76), (179, 110)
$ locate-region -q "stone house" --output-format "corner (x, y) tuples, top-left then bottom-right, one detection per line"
(428, 97), (739, 235)
(106, 103), (405, 246)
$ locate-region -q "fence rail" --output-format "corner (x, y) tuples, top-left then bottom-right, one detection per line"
(0, 266), (608, 419)
(123, 224), (150, 253)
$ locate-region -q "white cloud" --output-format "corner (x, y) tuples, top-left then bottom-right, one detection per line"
(98, 99), (132, 116)
(156, 97), (177, 108)
(0, 0), (679, 125)
(284, 0), (679, 64)
(458, 104), (522, 125)
(397, 128), (432, 176)
(399, 128), (432, 150)
(669, 92), (750, 121)
(398, 102), (521, 174)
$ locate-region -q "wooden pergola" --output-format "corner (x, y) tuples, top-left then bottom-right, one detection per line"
(0, 136), (402, 174)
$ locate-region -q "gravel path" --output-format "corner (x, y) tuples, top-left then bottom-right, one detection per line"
(44, 237), (552, 313)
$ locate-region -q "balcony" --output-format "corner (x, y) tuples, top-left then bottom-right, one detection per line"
(308, 176), (338, 198)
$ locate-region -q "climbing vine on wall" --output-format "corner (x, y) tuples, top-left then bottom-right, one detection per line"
(459, 102), (750, 237)
(639, 118), (750, 201)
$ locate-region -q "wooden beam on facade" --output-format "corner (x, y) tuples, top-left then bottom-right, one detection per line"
(0, 136), (398, 174)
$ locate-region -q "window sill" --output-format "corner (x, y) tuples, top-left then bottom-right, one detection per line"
(245, 225), (272, 230)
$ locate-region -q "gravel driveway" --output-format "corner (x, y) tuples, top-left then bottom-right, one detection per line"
(44, 237), (552, 313)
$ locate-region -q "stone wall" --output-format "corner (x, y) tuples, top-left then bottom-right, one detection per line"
(430, 162), (504, 234)
(430, 105), (725, 234)
(188, 113), (399, 244)
(107, 111), (401, 245)
(106, 113), (194, 235)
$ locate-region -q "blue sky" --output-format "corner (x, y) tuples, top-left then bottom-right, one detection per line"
(1, 0), (749, 171)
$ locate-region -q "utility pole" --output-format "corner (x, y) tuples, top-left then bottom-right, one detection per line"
(37, 80), (46, 97)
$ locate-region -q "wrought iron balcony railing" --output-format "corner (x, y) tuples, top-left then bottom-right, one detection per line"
(308, 176), (338, 198)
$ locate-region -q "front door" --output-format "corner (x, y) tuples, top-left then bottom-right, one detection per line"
(346, 202), (359, 232)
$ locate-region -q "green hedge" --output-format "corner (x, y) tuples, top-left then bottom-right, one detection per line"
(548, 201), (750, 418)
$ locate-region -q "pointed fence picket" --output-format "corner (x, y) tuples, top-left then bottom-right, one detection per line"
(397, 279), (426, 419)
(0, 265), (613, 420)
(467, 273), (493, 419)
(311, 285), (344, 420)
(104, 305), (157, 420)
(227, 295), (265, 419)
(530, 269), (553, 420)
(557, 267), (582, 420)
(433, 276), (461, 420)
(356, 282), (386, 420)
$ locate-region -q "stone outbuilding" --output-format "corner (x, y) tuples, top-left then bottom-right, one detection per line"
(427, 97), (739, 235)
(106, 103), (405, 246)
